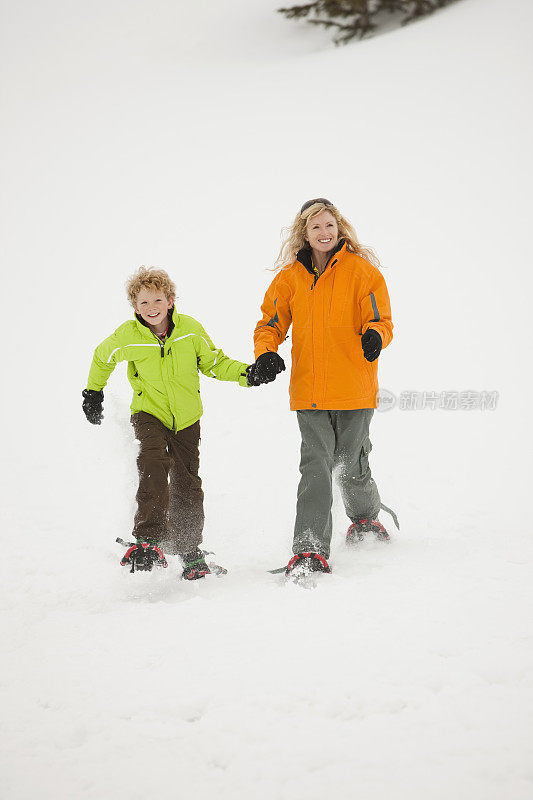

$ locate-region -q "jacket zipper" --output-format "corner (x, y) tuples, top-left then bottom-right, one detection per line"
(310, 257), (338, 290)
(153, 331), (175, 429)
(309, 257), (338, 405)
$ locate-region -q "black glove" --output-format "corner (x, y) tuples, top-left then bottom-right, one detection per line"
(361, 329), (382, 362)
(254, 352), (286, 384)
(244, 364), (262, 387)
(82, 389), (104, 424)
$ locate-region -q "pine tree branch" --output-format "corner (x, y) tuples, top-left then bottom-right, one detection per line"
(278, 3), (317, 19)
(277, 0), (461, 44)
(307, 16), (377, 42)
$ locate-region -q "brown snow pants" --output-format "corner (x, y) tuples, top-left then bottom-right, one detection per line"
(131, 412), (204, 555)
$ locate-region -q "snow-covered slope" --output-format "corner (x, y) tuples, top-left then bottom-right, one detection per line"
(1, 0), (532, 798)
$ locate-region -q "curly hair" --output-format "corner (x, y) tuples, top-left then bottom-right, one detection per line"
(126, 266), (177, 307)
(274, 201), (381, 271)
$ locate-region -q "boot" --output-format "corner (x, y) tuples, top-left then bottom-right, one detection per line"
(181, 548), (211, 580)
(120, 541), (168, 572)
(346, 518), (390, 544)
(285, 552), (332, 577)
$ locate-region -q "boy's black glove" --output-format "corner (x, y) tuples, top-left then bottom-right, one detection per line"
(361, 329), (382, 362)
(254, 352), (286, 384)
(82, 389), (104, 424)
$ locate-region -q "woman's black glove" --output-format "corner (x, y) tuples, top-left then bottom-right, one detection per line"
(82, 389), (104, 424)
(254, 352), (286, 383)
(361, 329), (382, 362)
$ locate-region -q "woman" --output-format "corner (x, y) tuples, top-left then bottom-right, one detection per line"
(252, 199), (394, 576)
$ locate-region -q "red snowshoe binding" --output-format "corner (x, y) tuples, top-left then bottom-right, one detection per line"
(285, 552), (332, 577)
(181, 548), (211, 581)
(346, 518), (390, 544)
(119, 541), (168, 572)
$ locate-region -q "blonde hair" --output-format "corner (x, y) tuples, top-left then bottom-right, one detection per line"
(126, 266), (176, 307)
(274, 201), (381, 270)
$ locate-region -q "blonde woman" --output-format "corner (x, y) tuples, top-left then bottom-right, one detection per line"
(253, 199), (394, 577)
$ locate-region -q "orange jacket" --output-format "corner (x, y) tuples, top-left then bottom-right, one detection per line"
(254, 241), (393, 411)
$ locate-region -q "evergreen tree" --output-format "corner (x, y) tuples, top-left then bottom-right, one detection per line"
(278, 0), (460, 44)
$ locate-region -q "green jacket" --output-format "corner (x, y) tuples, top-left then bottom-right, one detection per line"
(87, 307), (250, 432)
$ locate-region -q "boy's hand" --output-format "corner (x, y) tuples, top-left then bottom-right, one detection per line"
(254, 352), (286, 384)
(244, 365), (262, 387)
(82, 389), (104, 424)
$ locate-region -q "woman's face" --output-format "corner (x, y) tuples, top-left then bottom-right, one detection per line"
(305, 210), (339, 254)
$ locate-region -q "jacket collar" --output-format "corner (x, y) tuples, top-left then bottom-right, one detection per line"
(296, 238), (346, 276)
(134, 305), (178, 337)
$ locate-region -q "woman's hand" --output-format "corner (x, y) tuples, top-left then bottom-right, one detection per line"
(361, 329), (382, 362)
(253, 352), (286, 384)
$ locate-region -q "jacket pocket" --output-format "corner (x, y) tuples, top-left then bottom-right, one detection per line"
(359, 352), (376, 397)
(361, 292), (381, 329)
(127, 362), (142, 393)
(130, 383), (145, 414)
(359, 437), (372, 476)
(328, 277), (349, 326)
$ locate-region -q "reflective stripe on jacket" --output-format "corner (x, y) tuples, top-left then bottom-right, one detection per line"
(254, 242), (393, 411)
(87, 307), (250, 432)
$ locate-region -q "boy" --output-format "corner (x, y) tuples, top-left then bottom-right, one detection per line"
(83, 266), (256, 579)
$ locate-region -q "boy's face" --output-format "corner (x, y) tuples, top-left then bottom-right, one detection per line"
(134, 287), (174, 331)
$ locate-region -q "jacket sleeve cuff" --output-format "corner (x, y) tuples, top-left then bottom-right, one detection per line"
(238, 367), (252, 388)
(362, 322), (392, 349)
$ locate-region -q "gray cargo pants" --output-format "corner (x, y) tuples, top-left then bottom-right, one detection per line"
(293, 409), (381, 559)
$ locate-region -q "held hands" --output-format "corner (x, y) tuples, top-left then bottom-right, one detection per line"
(246, 352), (286, 386)
(361, 329), (382, 362)
(245, 365), (262, 387)
(82, 389), (104, 424)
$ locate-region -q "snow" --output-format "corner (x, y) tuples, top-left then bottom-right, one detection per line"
(1, 0), (533, 797)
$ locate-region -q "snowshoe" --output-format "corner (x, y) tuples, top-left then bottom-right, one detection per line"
(204, 558), (228, 576)
(118, 539), (168, 573)
(181, 548), (211, 580)
(346, 518), (390, 544)
(285, 552), (332, 577)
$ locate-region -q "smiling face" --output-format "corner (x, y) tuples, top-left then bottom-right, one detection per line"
(305, 209), (339, 256)
(134, 287), (174, 333)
